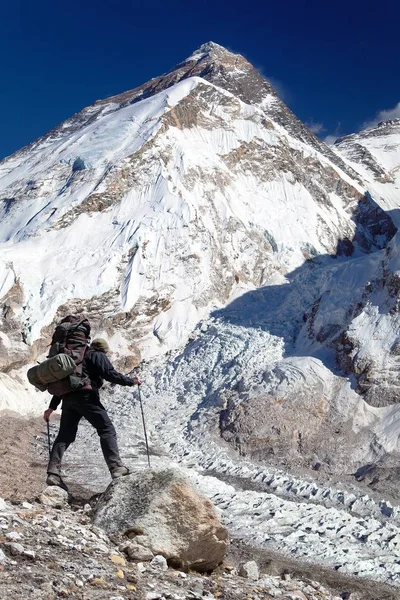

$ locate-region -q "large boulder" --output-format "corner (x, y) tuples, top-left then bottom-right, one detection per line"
(93, 468), (228, 571)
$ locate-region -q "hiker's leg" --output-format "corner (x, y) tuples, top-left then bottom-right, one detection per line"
(82, 397), (123, 471)
(47, 408), (81, 475)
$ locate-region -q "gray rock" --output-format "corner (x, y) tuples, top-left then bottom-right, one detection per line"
(238, 560), (259, 580)
(39, 486), (69, 507)
(41, 582), (54, 594)
(9, 542), (24, 556)
(146, 593), (162, 600)
(189, 579), (204, 597)
(93, 468), (228, 572)
(95, 543), (109, 553)
(5, 531), (22, 541)
(0, 548), (6, 564)
(150, 554), (168, 570)
(120, 540), (154, 561)
(23, 549), (36, 560)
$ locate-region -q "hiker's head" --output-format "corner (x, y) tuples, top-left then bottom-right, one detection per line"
(91, 338), (110, 354)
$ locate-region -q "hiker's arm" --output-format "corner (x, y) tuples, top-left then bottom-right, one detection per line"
(95, 353), (137, 386)
(49, 396), (61, 410)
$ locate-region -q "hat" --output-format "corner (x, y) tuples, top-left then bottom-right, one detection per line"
(91, 338), (110, 353)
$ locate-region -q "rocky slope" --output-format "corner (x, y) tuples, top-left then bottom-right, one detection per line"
(1, 42), (400, 594)
(2, 489), (384, 600)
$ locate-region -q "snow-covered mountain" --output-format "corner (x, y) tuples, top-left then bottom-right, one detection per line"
(2, 41), (400, 588)
(335, 119), (400, 210)
(0, 43), (395, 384)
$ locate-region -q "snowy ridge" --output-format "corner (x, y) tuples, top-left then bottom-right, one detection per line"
(335, 119), (400, 219)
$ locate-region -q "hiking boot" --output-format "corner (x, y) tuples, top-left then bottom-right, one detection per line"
(46, 473), (68, 492)
(110, 465), (130, 479)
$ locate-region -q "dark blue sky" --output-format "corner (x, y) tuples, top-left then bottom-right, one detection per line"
(1, 0), (399, 160)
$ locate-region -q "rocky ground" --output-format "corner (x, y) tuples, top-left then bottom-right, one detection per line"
(0, 489), (393, 600)
(1, 413), (400, 599)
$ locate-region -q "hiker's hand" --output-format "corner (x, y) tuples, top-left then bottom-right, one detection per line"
(132, 376), (141, 386)
(43, 409), (53, 422)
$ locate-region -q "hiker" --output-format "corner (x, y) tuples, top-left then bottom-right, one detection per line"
(43, 338), (141, 489)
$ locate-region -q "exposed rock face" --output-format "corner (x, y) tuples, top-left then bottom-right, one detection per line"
(217, 354), (376, 473)
(93, 468), (228, 571)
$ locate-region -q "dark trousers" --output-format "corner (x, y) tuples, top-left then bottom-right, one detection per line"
(48, 391), (122, 475)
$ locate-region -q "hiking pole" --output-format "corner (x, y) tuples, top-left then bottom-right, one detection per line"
(137, 384), (151, 468)
(46, 420), (51, 457)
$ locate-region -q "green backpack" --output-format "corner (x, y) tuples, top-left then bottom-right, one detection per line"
(27, 315), (91, 396)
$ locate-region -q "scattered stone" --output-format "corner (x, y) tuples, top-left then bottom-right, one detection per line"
(177, 571), (187, 578)
(137, 562), (147, 573)
(150, 554), (168, 570)
(93, 468), (228, 572)
(39, 486), (69, 508)
(146, 592), (162, 600)
(284, 592), (308, 600)
(0, 548), (7, 564)
(189, 579), (204, 597)
(115, 568), (124, 579)
(41, 582), (54, 594)
(126, 571), (139, 583)
(22, 502), (33, 509)
(23, 549), (36, 560)
(120, 540), (154, 561)
(5, 531), (22, 541)
(238, 560), (259, 580)
(9, 542), (24, 556)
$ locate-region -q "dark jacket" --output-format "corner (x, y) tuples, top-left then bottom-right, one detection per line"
(49, 349), (134, 410)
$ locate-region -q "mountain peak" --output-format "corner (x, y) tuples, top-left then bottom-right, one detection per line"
(184, 41), (238, 64)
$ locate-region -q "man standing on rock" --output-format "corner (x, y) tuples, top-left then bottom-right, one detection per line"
(43, 338), (140, 490)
